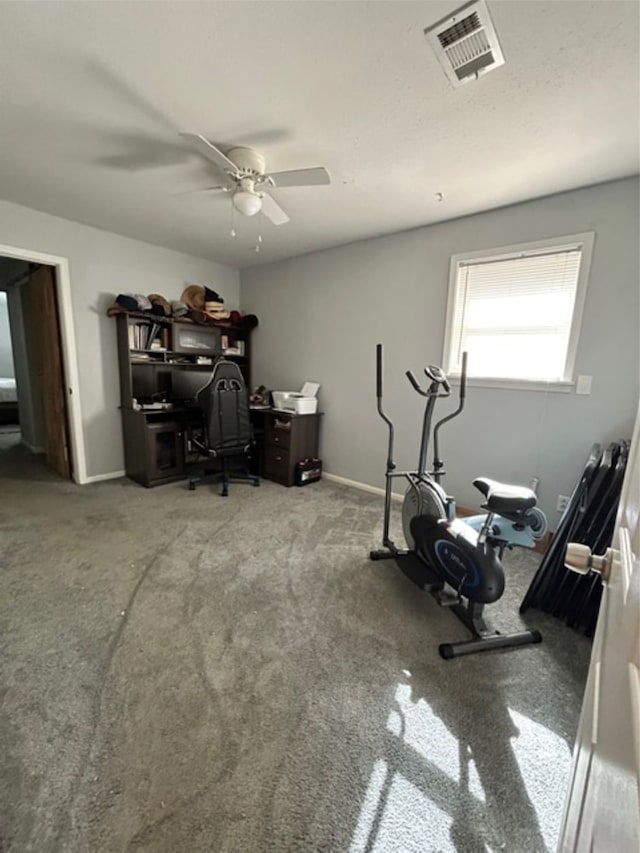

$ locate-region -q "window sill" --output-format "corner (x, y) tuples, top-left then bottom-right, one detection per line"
(449, 377), (575, 393)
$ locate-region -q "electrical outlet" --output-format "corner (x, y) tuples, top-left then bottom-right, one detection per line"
(557, 494), (570, 513)
(576, 375), (592, 395)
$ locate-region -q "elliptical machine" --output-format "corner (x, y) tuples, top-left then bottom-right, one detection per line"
(370, 344), (546, 659)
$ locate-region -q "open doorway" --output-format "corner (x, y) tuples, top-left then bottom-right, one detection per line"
(0, 256), (72, 479)
(0, 285), (20, 453)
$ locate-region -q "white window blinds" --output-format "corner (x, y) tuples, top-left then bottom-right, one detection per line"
(446, 246), (584, 382)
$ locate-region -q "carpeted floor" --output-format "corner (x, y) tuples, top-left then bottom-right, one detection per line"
(0, 435), (591, 852)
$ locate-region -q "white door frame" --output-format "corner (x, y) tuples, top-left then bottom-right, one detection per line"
(0, 243), (87, 484)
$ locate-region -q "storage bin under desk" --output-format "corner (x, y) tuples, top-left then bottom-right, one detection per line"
(260, 411), (322, 486)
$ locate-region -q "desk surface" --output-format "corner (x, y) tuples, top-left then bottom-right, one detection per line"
(134, 404), (322, 418)
(251, 407), (323, 418)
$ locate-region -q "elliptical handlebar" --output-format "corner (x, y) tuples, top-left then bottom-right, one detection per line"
(459, 351), (468, 400)
(432, 351), (469, 482)
(375, 344), (395, 473)
(374, 344), (469, 483)
(440, 375), (452, 394)
(376, 343), (383, 400)
(406, 370), (431, 397)
(406, 366), (451, 397)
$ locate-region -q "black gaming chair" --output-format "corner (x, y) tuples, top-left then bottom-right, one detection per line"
(187, 359), (260, 496)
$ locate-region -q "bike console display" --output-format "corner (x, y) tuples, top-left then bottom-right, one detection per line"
(425, 365), (446, 384)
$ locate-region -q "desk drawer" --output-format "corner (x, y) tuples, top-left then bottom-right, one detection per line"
(265, 427), (291, 449)
(263, 444), (291, 482)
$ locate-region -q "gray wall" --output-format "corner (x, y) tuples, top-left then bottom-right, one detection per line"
(0, 199), (240, 478)
(241, 177), (640, 522)
(0, 292), (15, 377)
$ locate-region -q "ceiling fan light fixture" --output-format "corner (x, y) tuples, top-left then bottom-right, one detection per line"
(181, 133), (330, 226)
(232, 190), (262, 217)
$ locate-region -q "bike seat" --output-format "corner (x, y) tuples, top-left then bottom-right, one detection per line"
(473, 477), (537, 515)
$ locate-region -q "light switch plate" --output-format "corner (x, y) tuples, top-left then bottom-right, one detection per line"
(576, 375), (592, 395)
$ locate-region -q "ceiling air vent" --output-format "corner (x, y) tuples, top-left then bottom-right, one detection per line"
(424, 0), (505, 88)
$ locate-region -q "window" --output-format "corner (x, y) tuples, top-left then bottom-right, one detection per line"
(443, 233), (594, 389)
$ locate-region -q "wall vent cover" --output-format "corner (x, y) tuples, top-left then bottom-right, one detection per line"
(425, 0), (505, 88)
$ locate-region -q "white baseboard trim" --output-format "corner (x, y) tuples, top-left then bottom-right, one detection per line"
(323, 472), (404, 502)
(83, 470), (126, 484)
(21, 439), (44, 453)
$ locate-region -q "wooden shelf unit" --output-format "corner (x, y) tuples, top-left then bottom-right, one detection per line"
(114, 312), (252, 487)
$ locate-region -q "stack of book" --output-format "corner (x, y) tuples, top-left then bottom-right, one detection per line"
(128, 323), (168, 351)
(221, 334), (245, 356)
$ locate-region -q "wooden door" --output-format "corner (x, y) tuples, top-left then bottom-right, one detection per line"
(558, 402), (640, 851)
(28, 264), (71, 479)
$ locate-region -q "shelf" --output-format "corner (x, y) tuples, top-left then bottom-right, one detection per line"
(130, 351), (217, 362)
(115, 311), (253, 489)
(170, 363), (215, 369)
(119, 310), (248, 332)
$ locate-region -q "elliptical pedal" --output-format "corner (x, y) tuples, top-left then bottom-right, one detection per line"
(434, 589), (462, 608)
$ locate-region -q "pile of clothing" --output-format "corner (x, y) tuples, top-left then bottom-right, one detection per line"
(106, 284), (258, 329)
(181, 284), (230, 322)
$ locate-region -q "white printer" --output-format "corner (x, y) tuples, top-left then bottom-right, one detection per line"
(271, 382), (320, 414)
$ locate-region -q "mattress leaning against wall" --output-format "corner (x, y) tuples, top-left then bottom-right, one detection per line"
(520, 440), (630, 635)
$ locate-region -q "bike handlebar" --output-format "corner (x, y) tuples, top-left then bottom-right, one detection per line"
(376, 344), (383, 398)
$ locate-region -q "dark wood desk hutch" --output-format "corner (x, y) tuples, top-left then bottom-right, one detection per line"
(115, 312), (322, 488)
(115, 312), (251, 487)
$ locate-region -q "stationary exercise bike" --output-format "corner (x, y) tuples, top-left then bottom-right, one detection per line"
(370, 344), (546, 659)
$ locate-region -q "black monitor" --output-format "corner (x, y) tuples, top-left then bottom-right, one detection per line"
(171, 368), (211, 404)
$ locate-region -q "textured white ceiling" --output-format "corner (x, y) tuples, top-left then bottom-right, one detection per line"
(0, 1), (638, 268)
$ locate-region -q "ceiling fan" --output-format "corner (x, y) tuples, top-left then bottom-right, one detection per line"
(180, 133), (331, 225)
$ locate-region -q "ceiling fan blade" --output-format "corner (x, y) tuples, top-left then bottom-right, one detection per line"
(180, 133), (238, 181)
(267, 166), (331, 188)
(260, 192), (290, 226)
(174, 185), (227, 197)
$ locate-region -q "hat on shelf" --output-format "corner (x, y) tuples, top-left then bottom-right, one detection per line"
(180, 284), (230, 322)
(181, 284), (206, 312)
(106, 293), (153, 317)
(148, 294), (172, 317)
(171, 300), (188, 317)
(228, 310), (259, 329)
(204, 286), (229, 319)
(204, 286), (223, 305)
(134, 294), (152, 311)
